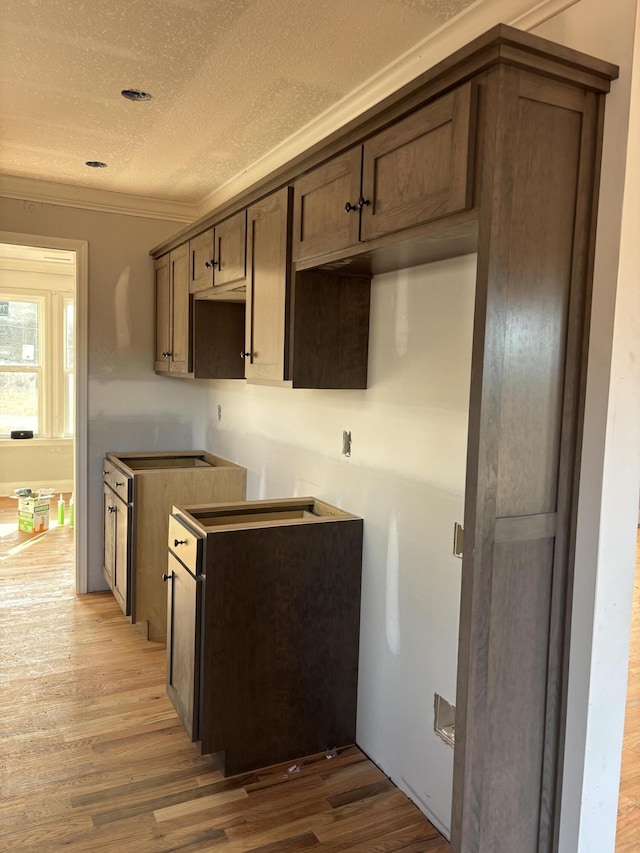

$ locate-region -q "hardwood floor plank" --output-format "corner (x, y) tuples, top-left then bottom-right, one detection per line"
(0, 496), (449, 852)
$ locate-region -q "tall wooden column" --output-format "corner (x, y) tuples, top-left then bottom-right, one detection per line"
(452, 52), (613, 852)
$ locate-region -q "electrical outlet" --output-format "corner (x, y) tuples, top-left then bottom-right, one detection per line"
(434, 693), (455, 747)
(342, 430), (352, 457)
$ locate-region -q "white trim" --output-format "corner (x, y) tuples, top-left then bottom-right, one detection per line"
(0, 230), (88, 595)
(0, 175), (198, 223)
(196, 0), (583, 218)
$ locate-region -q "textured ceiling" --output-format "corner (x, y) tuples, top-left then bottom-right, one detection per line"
(0, 0), (476, 206)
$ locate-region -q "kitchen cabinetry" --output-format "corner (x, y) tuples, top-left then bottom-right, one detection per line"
(244, 186), (371, 387)
(102, 471), (132, 616)
(149, 26), (618, 851)
(102, 451), (246, 640)
(189, 210), (247, 296)
(166, 498), (363, 776)
(293, 84), (475, 262)
(154, 244), (191, 375)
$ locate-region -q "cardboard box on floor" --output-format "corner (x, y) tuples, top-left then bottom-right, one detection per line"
(18, 497), (50, 533)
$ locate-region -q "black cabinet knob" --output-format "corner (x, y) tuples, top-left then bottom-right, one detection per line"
(174, 538), (187, 547)
(115, 481), (124, 487)
(205, 259), (218, 268)
(344, 202), (358, 213)
(162, 573), (172, 582)
(240, 351), (252, 359)
(108, 506), (116, 514)
(358, 196), (371, 208)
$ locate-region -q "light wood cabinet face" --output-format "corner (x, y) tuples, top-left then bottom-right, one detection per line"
(154, 255), (171, 372)
(189, 228), (214, 294)
(103, 483), (130, 617)
(169, 244), (191, 375)
(215, 209), (247, 288)
(166, 551), (201, 741)
(245, 187), (292, 382)
(190, 213), (247, 295)
(361, 83), (475, 240)
(293, 148), (362, 262)
(155, 245), (192, 376)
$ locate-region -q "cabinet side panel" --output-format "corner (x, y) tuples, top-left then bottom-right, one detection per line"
(291, 270), (371, 389)
(201, 519), (363, 774)
(453, 68), (599, 853)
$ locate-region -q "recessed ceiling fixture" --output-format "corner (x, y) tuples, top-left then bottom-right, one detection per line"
(85, 160), (107, 168)
(121, 88), (152, 101)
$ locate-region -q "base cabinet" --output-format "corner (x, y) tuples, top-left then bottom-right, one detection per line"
(167, 498), (363, 776)
(102, 451), (246, 640)
(102, 482), (131, 616)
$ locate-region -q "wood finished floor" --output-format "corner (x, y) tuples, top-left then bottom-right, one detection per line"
(616, 527), (640, 852)
(0, 496), (448, 853)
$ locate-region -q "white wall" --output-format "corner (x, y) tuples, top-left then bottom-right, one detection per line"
(192, 255), (476, 835)
(0, 198), (204, 591)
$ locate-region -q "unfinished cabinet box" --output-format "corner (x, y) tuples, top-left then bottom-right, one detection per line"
(102, 451), (246, 641)
(166, 497), (363, 776)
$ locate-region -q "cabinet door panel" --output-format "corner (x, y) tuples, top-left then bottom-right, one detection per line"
(215, 210), (247, 288)
(103, 484), (115, 586)
(154, 256), (171, 372)
(169, 243), (191, 374)
(113, 496), (130, 616)
(189, 229), (214, 294)
(245, 187), (292, 382)
(361, 83), (475, 240)
(166, 552), (201, 741)
(293, 148), (362, 261)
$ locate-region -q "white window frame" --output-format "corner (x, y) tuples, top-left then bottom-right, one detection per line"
(0, 286), (74, 439)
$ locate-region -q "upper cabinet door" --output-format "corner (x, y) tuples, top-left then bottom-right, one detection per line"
(292, 148), (362, 262)
(245, 187), (293, 383)
(154, 255), (171, 373)
(169, 243), (191, 375)
(360, 83), (476, 241)
(215, 209), (247, 289)
(189, 228), (214, 294)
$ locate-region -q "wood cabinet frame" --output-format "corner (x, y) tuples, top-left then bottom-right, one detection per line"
(150, 25), (618, 853)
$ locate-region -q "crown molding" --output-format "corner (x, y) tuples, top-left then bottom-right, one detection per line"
(196, 0), (581, 218)
(0, 174), (198, 223)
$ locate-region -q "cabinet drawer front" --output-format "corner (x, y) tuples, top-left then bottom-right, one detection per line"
(168, 514), (203, 574)
(361, 83), (476, 241)
(103, 460), (132, 502)
(293, 148), (362, 262)
(189, 229), (214, 294)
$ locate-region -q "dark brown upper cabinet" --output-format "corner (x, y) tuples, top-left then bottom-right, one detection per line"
(189, 209), (247, 297)
(293, 83), (476, 263)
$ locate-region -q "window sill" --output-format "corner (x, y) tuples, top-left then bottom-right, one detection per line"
(0, 437), (74, 447)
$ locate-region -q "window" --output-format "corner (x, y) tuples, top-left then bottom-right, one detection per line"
(0, 252), (75, 438)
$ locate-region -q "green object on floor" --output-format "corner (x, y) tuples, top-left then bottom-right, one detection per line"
(57, 495), (65, 525)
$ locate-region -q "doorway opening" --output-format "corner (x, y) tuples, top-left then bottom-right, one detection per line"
(0, 232), (87, 593)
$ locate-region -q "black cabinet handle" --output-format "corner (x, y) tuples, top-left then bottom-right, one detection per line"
(162, 351), (173, 358)
(240, 351), (252, 359)
(115, 481), (124, 487)
(102, 470), (108, 476)
(205, 259), (218, 268)
(108, 506), (116, 514)
(358, 196), (371, 208)
(174, 538), (187, 547)
(344, 202), (358, 213)
(162, 573), (172, 582)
